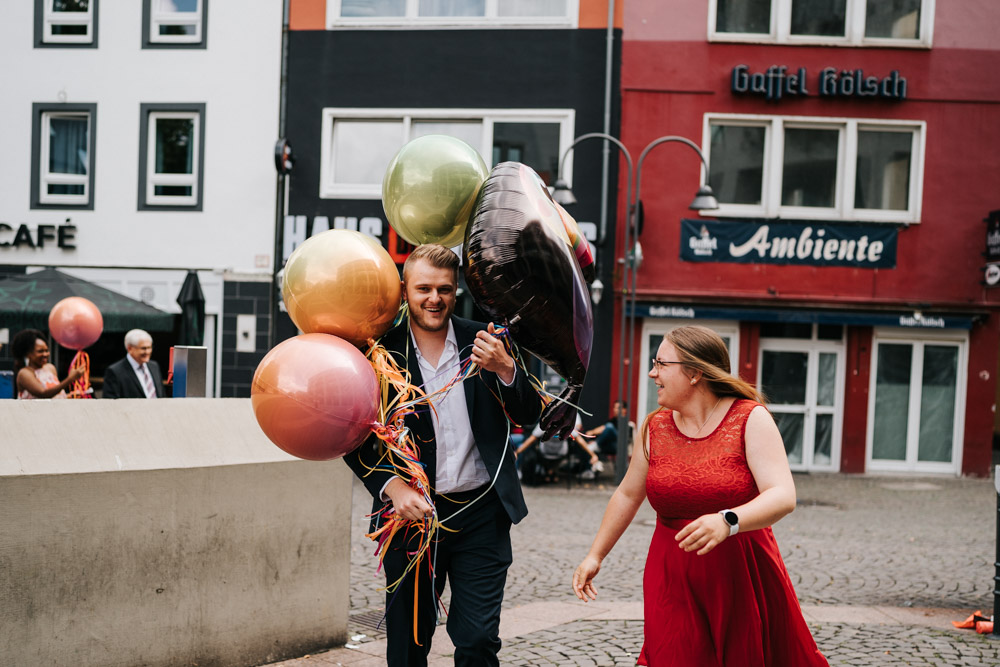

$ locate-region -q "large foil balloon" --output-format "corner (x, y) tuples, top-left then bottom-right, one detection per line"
(48, 297), (103, 350)
(251, 333), (379, 461)
(464, 162), (594, 440)
(282, 229), (401, 347)
(554, 201), (596, 284)
(382, 134), (489, 248)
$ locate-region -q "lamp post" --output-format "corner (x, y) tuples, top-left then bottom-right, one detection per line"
(553, 134), (718, 483)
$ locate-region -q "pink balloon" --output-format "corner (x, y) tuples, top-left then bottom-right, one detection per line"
(48, 297), (104, 350)
(251, 333), (379, 461)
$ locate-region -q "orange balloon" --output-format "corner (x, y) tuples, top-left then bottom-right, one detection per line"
(282, 230), (402, 347)
(48, 297), (104, 350)
(251, 333), (379, 461)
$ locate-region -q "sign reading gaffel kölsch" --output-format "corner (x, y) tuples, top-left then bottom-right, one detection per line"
(731, 65), (907, 101)
(680, 219), (897, 268)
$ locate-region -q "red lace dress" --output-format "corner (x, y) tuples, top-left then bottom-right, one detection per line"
(638, 399), (827, 666)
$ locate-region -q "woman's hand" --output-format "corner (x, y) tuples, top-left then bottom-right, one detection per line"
(67, 365), (85, 383)
(675, 513), (730, 555)
(572, 554), (602, 602)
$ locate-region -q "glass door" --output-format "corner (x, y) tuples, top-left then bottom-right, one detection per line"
(758, 341), (843, 472)
(868, 334), (966, 473)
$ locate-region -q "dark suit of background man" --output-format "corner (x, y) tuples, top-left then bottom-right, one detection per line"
(345, 244), (542, 667)
(102, 329), (164, 399)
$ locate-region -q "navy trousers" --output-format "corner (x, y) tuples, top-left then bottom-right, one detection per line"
(381, 486), (513, 667)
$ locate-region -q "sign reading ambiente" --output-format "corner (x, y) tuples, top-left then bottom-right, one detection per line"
(680, 219), (897, 268)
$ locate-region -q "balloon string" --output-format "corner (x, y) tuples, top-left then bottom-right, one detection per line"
(69, 351), (93, 399)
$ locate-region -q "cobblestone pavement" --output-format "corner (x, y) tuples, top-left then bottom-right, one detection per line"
(496, 619), (1000, 666)
(267, 471), (1000, 666)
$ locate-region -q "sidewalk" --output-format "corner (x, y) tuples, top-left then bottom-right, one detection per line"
(263, 472), (1000, 666)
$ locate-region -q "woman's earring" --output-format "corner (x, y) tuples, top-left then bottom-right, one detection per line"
(690, 378), (696, 385)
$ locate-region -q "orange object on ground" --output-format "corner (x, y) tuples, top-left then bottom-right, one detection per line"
(952, 610), (991, 630)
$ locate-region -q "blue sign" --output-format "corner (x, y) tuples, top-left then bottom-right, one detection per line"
(631, 304), (974, 330)
(680, 219), (897, 268)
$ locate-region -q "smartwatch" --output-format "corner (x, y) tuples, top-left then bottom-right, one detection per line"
(719, 509), (739, 536)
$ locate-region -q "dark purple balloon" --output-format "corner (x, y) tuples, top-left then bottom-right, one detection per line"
(464, 162), (593, 439)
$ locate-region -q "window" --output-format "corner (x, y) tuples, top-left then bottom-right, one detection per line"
(31, 103), (97, 209)
(138, 104), (205, 210)
(710, 0), (932, 47)
(319, 108), (574, 199)
(142, 0), (207, 48)
(330, 0), (576, 28)
(35, 0), (98, 47)
(705, 114), (924, 223)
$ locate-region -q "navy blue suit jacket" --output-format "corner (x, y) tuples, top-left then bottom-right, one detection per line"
(344, 317), (541, 528)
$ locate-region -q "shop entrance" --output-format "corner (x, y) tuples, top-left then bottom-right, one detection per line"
(866, 331), (966, 474)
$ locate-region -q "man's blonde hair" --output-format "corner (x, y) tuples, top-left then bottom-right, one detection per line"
(402, 244), (459, 282)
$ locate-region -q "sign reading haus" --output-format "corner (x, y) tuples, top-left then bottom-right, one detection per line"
(680, 219), (897, 268)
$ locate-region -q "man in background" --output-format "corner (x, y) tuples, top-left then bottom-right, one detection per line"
(102, 329), (164, 399)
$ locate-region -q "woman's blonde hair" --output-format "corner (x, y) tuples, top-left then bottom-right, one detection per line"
(640, 325), (766, 458)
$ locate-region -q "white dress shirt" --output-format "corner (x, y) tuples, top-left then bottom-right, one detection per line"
(126, 355), (157, 399)
(379, 321), (518, 501)
(411, 321), (489, 494)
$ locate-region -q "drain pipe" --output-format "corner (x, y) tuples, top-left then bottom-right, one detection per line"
(598, 0), (616, 247)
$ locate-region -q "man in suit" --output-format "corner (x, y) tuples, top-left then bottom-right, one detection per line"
(345, 244), (542, 667)
(102, 329), (164, 399)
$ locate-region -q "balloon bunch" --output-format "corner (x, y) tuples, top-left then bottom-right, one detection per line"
(48, 296), (102, 398)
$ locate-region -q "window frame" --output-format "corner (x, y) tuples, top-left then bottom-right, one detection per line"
(319, 107), (576, 199)
(327, 0), (579, 29)
(703, 113), (925, 224)
(865, 328), (967, 475)
(142, 0), (208, 49)
(756, 327), (845, 472)
(31, 102), (97, 210)
(34, 0), (99, 48)
(137, 103), (206, 211)
(708, 0), (934, 48)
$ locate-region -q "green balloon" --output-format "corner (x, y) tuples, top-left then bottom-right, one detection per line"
(382, 135), (489, 248)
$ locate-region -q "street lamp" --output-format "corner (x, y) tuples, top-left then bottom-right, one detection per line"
(556, 133), (718, 483)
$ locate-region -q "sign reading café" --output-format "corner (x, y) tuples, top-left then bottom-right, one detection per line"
(731, 64), (907, 102)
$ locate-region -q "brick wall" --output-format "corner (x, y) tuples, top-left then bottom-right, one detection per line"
(220, 279), (271, 397)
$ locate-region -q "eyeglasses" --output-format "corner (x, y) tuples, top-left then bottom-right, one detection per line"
(650, 358), (686, 371)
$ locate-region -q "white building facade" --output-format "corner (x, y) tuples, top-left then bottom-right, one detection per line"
(0, 1), (284, 396)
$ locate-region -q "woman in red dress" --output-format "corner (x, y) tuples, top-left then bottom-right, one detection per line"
(572, 325), (827, 666)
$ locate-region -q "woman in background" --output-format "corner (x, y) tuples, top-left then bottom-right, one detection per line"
(12, 329), (83, 399)
(572, 325), (826, 666)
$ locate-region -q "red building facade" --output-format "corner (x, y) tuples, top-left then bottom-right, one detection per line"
(615, 1), (1000, 476)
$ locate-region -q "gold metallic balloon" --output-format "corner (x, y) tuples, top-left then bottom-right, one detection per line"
(282, 230), (402, 346)
(382, 134), (489, 248)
